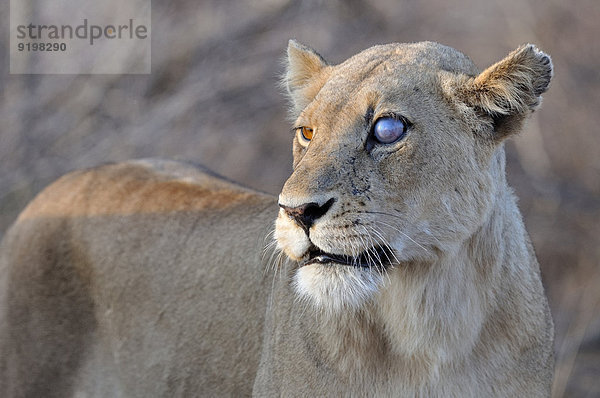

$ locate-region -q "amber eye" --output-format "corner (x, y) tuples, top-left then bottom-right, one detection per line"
(297, 127), (313, 145)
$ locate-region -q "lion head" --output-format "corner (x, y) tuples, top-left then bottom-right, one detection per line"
(274, 40), (552, 311)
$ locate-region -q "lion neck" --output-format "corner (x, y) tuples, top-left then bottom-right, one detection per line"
(312, 154), (527, 384)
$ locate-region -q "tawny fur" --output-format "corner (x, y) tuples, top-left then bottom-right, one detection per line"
(0, 41), (554, 397)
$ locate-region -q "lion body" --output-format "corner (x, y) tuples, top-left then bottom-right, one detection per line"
(1, 41), (554, 397)
(0, 160), (274, 397)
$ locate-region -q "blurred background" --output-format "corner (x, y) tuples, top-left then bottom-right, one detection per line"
(1, 0), (598, 396)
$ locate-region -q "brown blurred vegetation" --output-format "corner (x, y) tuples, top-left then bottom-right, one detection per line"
(1, 0), (598, 396)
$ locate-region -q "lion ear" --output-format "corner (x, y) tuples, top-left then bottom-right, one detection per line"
(459, 44), (553, 139)
(284, 40), (329, 114)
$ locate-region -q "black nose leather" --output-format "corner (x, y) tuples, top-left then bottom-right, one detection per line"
(279, 198), (335, 234)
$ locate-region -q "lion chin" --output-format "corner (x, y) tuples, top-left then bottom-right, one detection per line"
(275, 209), (397, 312)
(293, 263), (385, 312)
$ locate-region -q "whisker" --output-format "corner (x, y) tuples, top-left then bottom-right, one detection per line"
(262, 227), (279, 271)
(356, 229), (373, 268)
(366, 209), (443, 248)
(368, 225), (399, 263)
(268, 251), (284, 310)
(366, 227), (390, 283)
(264, 244), (279, 274)
(370, 218), (431, 254)
(363, 210), (405, 220)
(356, 225), (386, 287)
(361, 225), (382, 269)
(365, 225), (395, 284)
(366, 226), (393, 265)
(359, 229), (377, 268)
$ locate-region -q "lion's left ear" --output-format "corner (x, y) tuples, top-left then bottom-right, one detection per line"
(457, 44), (553, 139)
(284, 40), (330, 115)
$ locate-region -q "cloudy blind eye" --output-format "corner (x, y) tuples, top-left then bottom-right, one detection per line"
(373, 117), (406, 144)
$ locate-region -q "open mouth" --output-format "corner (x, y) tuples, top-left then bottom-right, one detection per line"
(302, 245), (393, 269)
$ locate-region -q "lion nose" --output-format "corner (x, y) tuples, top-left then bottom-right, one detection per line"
(279, 198), (335, 234)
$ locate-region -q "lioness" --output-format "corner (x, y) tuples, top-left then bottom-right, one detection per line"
(0, 41), (554, 397)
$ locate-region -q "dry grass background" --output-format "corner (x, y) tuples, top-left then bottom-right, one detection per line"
(1, 0), (599, 395)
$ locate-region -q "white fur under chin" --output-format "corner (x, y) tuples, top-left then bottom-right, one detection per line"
(293, 264), (385, 312)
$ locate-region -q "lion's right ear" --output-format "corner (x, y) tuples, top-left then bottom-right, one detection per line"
(456, 44), (553, 140)
(284, 40), (330, 115)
